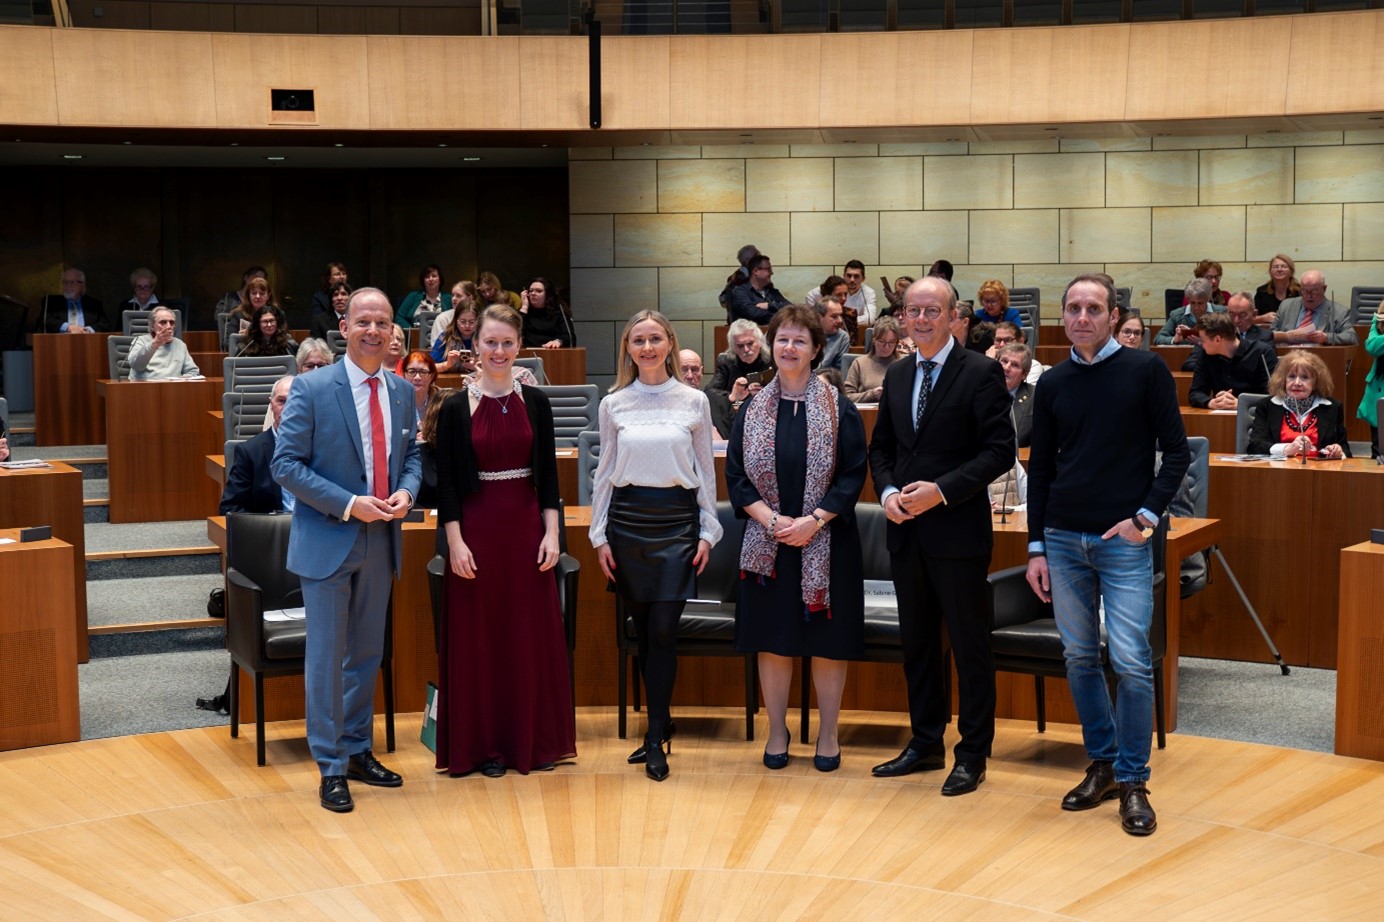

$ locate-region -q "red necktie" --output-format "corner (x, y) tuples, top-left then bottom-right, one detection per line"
(366, 377), (389, 500)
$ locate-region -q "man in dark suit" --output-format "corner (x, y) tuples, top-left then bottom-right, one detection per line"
(36, 268), (109, 334)
(272, 288), (421, 814)
(996, 343), (1035, 447)
(867, 277), (1014, 796)
(220, 375), (293, 515)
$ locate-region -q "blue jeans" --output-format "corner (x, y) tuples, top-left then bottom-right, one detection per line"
(1044, 527), (1154, 783)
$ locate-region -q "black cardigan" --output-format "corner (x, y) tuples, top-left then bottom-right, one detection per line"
(434, 385), (561, 526)
(1246, 397), (1351, 457)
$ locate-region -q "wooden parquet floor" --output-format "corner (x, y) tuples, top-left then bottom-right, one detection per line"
(2, 709), (1383, 920)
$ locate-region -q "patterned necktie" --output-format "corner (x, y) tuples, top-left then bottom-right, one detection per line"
(915, 359), (938, 431)
(366, 377), (389, 500)
(68, 300), (79, 328)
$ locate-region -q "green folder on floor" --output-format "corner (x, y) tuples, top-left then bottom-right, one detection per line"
(420, 682), (439, 753)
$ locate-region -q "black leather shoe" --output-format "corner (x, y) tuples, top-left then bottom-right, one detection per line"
(480, 760), (506, 778)
(319, 775), (353, 813)
(1062, 761), (1118, 811)
(940, 761), (986, 796)
(1119, 782), (1157, 836)
(627, 722), (676, 764)
(871, 746), (946, 778)
(346, 751), (403, 788)
(644, 734), (670, 782)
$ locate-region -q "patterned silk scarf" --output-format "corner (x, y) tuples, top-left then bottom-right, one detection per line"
(738, 374), (838, 614)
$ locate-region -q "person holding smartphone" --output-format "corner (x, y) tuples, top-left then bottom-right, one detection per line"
(518, 277), (575, 350)
(433, 299), (480, 375)
(711, 319), (774, 409)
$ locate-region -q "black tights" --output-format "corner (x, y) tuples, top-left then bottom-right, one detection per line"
(628, 598), (686, 741)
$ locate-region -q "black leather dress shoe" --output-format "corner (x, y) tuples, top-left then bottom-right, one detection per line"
(481, 761), (507, 778)
(940, 761), (986, 796)
(346, 751), (403, 788)
(1119, 782), (1157, 836)
(871, 746), (946, 778)
(1062, 761), (1118, 811)
(319, 775), (353, 813)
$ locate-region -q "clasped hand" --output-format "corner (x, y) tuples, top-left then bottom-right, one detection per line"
(886, 481), (942, 523)
(353, 490), (412, 523)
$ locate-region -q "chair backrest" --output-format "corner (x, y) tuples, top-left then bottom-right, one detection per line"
(839, 352), (860, 379)
(856, 503), (891, 582)
(122, 308), (183, 338)
(1115, 287), (1131, 310)
(691, 502), (748, 602)
(223, 354), (295, 393)
(415, 309), (440, 348)
(0, 396), (8, 433)
(1350, 286), (1384, 324)
(577, 429), (601, 505)
(1235, 393), (1267, 453)
(1164, 288), (1184, 315)
(325, 330), (347, 357)
(535, 384), (599, 447)
(106, 335), (135, 380)
(223, 390), (273, 442)
(228, 332), (246, 357)
(1008, 287), (1040, 329)
(862, 327), (874, 353)
(515, 355), (546, 384)
(219, 310), (240, 350)
(226, 513), (300, 610)
(1182, 436), (1210, 519)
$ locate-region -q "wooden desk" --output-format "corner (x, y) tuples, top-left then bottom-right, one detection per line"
(33, 332), (111, 446)
(0, 531), (80, 751)
(1181, 407), (1239, 453)
(1336, 541), (1384, 761)
(98, 378), (223, 523)
(0, 461), (89, 661)
(1183, 457), (1384, 668)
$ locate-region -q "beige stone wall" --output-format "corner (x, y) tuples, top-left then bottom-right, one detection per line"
(569, 132), (1384, 385)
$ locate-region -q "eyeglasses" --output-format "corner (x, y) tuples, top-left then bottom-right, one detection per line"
(1118, 328), (1142, 339)
(301, 361), (329, 370)
(875, 338), (898, 348)
(904, 306), (945, 320)
(404, 368), (432, 378)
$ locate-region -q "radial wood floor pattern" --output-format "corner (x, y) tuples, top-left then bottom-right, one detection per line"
(2, 709), (1383, 920)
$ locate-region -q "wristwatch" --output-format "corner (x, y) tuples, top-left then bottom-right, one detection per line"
(1133, 514), (1155, 539)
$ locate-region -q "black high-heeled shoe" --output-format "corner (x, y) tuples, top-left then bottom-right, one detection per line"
(627, 721), (676, 764)
(644, 732), (670, 782)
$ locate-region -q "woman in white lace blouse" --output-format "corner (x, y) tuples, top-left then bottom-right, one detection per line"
(589, 310), (722, 783)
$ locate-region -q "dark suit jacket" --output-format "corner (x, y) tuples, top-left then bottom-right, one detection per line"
(1011, 381), (1035, 448)
(220, 429), (284, 514)
(310, 310), (346, 342)
(1188, 340), (1276, 407)
(1247, 398), (1351, 457)
(868, 345), (1014, 557)
(36, 294), (109, 334)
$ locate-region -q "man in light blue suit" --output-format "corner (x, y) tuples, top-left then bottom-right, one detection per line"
(272, 287), (421, 813)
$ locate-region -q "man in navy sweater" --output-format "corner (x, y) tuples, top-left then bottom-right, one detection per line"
(1025, 273), (1189, 837)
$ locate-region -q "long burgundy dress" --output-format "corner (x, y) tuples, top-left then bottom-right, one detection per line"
(436, 392), (576, 774)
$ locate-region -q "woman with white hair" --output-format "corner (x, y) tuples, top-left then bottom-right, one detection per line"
(710, 318), (773, 406)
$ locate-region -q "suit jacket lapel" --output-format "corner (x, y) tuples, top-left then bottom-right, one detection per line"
(333, 365), (368, 475)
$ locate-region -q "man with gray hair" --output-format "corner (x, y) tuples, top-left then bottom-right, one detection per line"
(128, 306), (200, 380)
(1271, 269), (1357, 345)
(814, 296), (851, 372)
(38, 267), (108, 333)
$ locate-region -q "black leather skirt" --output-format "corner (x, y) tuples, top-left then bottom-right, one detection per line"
(607, 485), (699, 604)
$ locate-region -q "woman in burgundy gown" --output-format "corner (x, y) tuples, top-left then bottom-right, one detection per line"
(434, 303), (575, 777)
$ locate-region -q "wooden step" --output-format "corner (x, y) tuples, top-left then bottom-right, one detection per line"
(89, 618), (224, 635)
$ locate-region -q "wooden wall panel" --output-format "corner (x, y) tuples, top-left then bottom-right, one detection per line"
(172, 170), (275, 330)
(820, 32), (973, 129)
(61, 169), (164, 309)
(969, 25), (1127, 126)
(148, 2), (213, 32)
(1124, 18), (1294, 122)
(209, 33), (370, 128)
(669, 34), (823, 130)
(233, 4), (318, 35)
(365, 35), (522, 130)
(268, 171), (372, 327)
(316, 6), (369, 34)
(51, 28), (217, 128)
(365, 6), (401, 34)
(66, 1), (151, 30)
(397, 6), (479, 36)
(0, 172), (64, 312)
(0, 26), (57, 126)
(519, 36), (590, 132)
(1285, 12), (1384, 116)
(474, 169), (571, 298)
(601, 37), (671, 131)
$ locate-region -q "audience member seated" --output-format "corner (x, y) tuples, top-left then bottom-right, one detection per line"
(216, 266), (266, 315)
(1182, 292), (1273, 372)
(413, 385), (453, 511)
(1254, 253), (1298, 325)
(718, 244), (759, 319)
(881, 275), (914, 315)
(310, 262), (349, 317)
(1357, 308), (1384, 458)
(310, 281), (351, 341)
(430, 281), (478, 348)
(1188, 259), (1229, 307)
(1156, 278), (1221, 345)
(395, 264), (450, 329)
(728, 254), (790, 324)
(927, 259), (953, 281)
(221, 375), (294, 515)
(227, 277), (276, 345)
(841, 260), (879, 327)
(123, 267), (160, 311)
(0, 415), (8, 462)
(678, 348), (733, 445)
(237, 305), (298, 358)
(711, 318), (773, 406)
(128, 306), (200, 380)
(519, 277), (575, 349)
(37, 267), (108, 333)
(477, 270), (522, 311)
(951, 303), (991, 354)
(432, 298), (479, 374)
(1270, 269), (1358, 346)
(804, 274), (849, 324)
(843, 315), (904, 404)
(1246, 350), (1351, 459)
(295, 338), (334, 374)
(814, 296), (851, 372)
(996, 343), (1035, 448)
(403, 351), (438, 429)
(1188, 312), (1274, 410)
(975, 279), (1025, 326)
(986, 320), (1044, 383)
(1116, 308), (1147, 350)
(388, 324), (407, 374)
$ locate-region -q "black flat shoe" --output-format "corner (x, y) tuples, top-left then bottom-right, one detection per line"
(481, 761), (507, 778)
(319, 775), (353, 813)
(627, 721), (677, 764)
(346, 751), (403, 788)
(813, 748), (841, 773)
(763, 730), (791, 770)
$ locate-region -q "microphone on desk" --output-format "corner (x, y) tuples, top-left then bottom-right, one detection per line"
(996, 404), (1018, 521)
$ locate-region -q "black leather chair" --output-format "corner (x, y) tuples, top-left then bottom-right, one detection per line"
(617, 501), (759, 741)
(987, 519), (1169, 750)
(225, 512), (395, 765)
